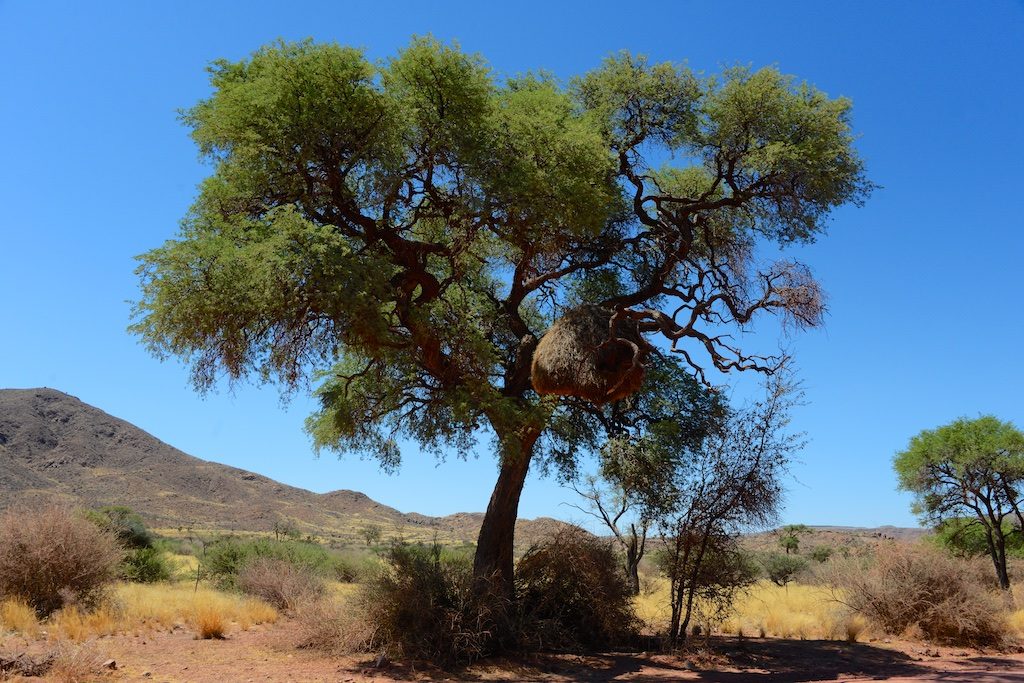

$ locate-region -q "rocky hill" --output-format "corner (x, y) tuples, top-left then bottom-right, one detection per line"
(0, 388), (564, 547)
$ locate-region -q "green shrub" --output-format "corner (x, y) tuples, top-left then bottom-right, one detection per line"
(515, 527), (638, 650)
(761, 553), (808, 587)
(121, 547), (174, 583)
(0, 506), (122, 616)
(203, 536), (335, 588)
(84, 506), (153, 549)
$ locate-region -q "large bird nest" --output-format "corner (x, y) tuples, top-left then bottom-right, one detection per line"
(530, 304), (652, 405)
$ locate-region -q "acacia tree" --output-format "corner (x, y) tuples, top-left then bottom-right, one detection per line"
(132, 38), (870, 593)
(894, 416), (1024, 590)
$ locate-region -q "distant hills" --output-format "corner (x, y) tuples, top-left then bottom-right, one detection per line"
(0, 388), (564, 547)
(0, 387), (924, 550)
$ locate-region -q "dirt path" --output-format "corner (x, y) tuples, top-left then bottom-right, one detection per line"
(5, 624), (1024, 681)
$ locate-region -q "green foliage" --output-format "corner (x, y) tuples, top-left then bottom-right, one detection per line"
(930, 518), (1024, 560)
(894, 416), (1024, 588)
(761, 552), (808, 587)
(203, 536), (341, 588)
(122, 547), (174, 583)
(84, 506), (153, 549)
(133, 37), (869, 467)
(809, 546), (834, 563)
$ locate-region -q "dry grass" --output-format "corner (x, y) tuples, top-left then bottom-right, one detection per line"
(636, 578), (869, 641)
(636, 572), (1024, 645)
(48, 605), (120, 642)
(114, 583), (277, 636)
(0, 598), (40, 638)
(1, 583), (277, 644)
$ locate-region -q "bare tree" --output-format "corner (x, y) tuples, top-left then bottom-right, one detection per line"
(658, 378), (801, 643)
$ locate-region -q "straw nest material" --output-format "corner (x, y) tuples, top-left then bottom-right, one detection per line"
(530, 304), (650, 404)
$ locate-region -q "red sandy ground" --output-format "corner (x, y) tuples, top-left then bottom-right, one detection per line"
(4, 621), (1024, 682)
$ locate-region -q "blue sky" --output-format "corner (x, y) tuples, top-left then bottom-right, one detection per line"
(1, 1), (1022, 530)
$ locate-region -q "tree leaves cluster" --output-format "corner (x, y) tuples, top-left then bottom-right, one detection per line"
(132, 37), (871, 588)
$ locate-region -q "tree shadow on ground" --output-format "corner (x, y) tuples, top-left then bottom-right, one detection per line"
(462, 637), (929, 682)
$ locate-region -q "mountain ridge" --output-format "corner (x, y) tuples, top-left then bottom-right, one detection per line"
(0, 387), (564, 546)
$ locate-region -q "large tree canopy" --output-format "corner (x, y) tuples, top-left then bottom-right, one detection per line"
(895, 416), (1024, 590)
(132, 37), (871, 590)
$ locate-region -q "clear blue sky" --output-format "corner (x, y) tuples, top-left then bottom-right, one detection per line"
(2, 0), (1022, 530)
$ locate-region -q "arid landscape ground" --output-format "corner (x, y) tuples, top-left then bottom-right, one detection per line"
(3, 387), (1024, 681)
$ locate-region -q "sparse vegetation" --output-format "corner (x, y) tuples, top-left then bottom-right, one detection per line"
(828, 543), (1006, 646)
(351, 542), (503, 666)
(237, 557), (325, 611)
(0, 506), (122, 616)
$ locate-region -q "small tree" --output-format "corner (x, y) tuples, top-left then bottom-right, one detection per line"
(655, 377), (801, 643)
(360, 524), (383, 546)
(777, 524), (808, 555)
(762, 552), (807, 587)
(894, 416), (1024, 590)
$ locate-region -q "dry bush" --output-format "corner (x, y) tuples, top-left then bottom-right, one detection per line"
(294, 598), (377, 654)
(828, 543), (1005, 647)
(0, 506), (122, 617)
(47, 641), (111, 682)
(0, 641), (108, 682)
(237, 557), (325, 612)
(354, 543), (509, 667)
(516, 527), (639, 650)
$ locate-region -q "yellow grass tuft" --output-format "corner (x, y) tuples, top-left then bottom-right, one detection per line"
(192, 603), (227, 639)
(49, 604), (120, 642)
(1, 597), (40, 637)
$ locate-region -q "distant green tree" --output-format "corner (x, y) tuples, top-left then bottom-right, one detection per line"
(131, 37), (871, 597)
(85, 505), (153, 549)
(762, 552), (807, 587)
(360, 524), (383, 546)
(894, 416), (1024, 590)
(777, 524), (808, 554)
(809, 545), (833, 563)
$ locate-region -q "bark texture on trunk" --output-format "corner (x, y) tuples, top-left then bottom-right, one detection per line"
(473, 427), (538, 594)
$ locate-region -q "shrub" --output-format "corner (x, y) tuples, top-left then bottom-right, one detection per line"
(121, 547), (175, 583)
(810, 546), (834, 563)
(515, 527), (638, 650)
(0, 506), (122, 616)
(828, 543), (1005, 647)
(84, 505), (153, 549)
(203, 536), (335, 588)
(357, 542), (507, 667)
(237, 557), (325, 611)
(762, 553), (809, 587)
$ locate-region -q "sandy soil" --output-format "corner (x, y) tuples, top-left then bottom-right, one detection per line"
(4, 623), (1024, 682)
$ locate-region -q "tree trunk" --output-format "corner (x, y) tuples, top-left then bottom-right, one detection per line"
(625, 540), (641, 596)
(993, 534), (1011, 591)
(473, 428), (538, 594)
